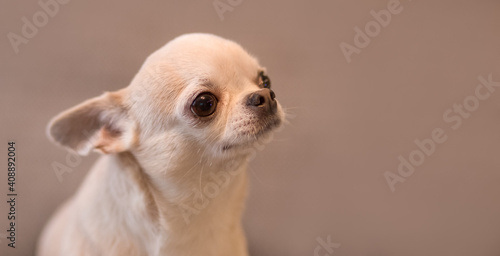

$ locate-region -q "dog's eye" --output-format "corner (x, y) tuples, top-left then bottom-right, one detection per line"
(259, 71), (271, 89)
(191, 93), (218, 117)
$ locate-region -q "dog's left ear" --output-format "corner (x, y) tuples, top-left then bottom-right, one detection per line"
(47, 90), (137, 155)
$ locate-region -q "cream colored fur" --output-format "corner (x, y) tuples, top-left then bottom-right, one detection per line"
(36, 33), (284, 256)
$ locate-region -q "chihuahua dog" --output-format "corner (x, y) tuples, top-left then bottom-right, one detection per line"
(37, 33), (284, 256)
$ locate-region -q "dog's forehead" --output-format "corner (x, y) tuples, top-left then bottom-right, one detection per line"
(145, 34), (260, 85)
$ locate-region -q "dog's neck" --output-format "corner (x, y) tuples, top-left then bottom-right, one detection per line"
(108, 150), (250, 255)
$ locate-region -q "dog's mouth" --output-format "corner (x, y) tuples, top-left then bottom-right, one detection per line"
(221, 116), (281, 151)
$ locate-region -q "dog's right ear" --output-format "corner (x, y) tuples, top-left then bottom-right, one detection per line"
(47, 91), (137, 155)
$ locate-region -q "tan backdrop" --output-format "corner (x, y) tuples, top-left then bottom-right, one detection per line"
(1, 0), (500, 255)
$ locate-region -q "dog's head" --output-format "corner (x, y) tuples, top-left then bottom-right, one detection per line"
(48, 34), (284, 164)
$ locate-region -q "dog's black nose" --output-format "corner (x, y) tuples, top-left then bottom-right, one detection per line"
(246, 89), (277, 114)
(247, 92), (265, 107)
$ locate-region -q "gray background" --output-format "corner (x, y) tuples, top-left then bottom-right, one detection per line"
(1, 0), (500, 255)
